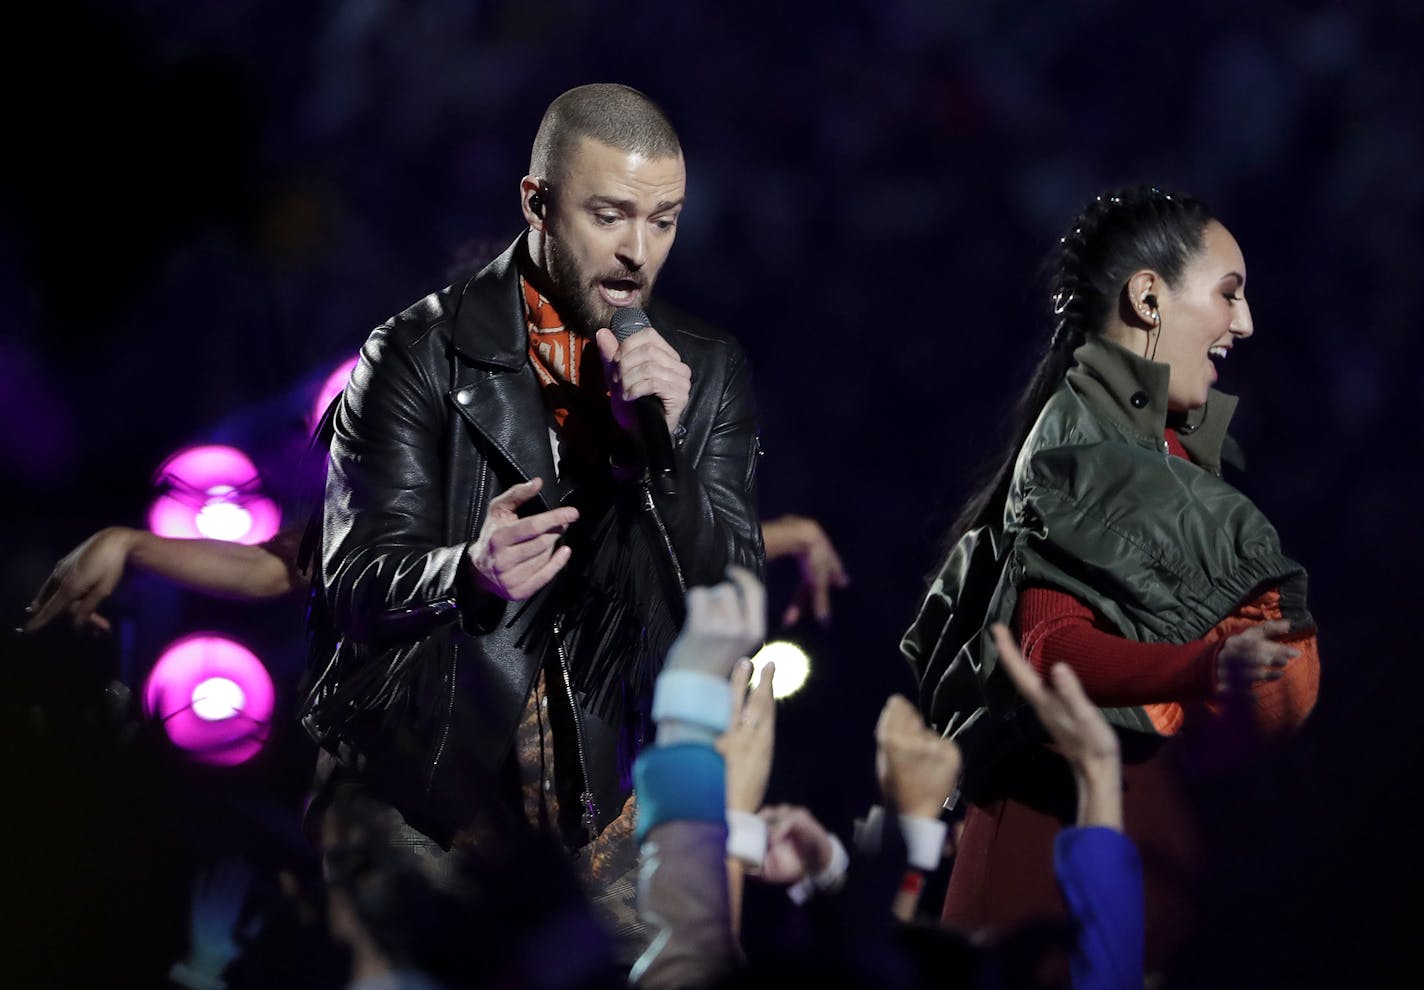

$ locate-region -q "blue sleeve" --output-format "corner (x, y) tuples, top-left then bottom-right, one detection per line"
(1054, 826), (1144, 990)
(633, 743), (726, 843)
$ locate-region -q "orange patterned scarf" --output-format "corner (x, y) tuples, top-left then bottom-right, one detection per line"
(522, 276), (622, 469)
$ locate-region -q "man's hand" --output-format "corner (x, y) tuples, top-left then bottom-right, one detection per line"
(595, 325), (692, 435)
(874, 695), (962, 819)
(762, 515), (850, 628)
(718, 657), (776, 813)
(757, 804), (834, 886)
(25, 526), (139, 633)
(991, 623), (1122, 829)
(1216, 619), (1300, 694)
(466, 478), (578, 601)
(664, 566), (766, 678)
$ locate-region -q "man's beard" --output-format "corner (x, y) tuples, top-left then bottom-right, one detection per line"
(544, 231), (650, 335)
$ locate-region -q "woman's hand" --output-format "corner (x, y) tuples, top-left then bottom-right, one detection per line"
(25, 526), (140, 634)
(1216, 619), (1299, 694)
(761, 515), (850, 628)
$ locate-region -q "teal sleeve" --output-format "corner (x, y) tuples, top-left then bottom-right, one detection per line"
(633, 743), (726, 843)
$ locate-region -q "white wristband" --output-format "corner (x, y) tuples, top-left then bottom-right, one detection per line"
(898, 815), (949, 872)
(726, 809), (767, 869)
(651, 670), (732, 733)
(856, 805), (948, 872)
(787, 833), (849, 905)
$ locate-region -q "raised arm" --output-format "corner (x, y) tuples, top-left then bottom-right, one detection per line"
(599, 330), (764, 587)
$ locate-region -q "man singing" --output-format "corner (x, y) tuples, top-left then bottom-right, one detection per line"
(300, 84), (764, 953)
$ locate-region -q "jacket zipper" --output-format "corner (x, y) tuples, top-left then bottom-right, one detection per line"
(427, 465), (490, 793)
(641, 481), (686, 593)
(554, 614), (599, 845)
(427, 639), (458, 792)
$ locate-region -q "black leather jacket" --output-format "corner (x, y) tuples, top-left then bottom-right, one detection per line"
(301, 237), (763, 844)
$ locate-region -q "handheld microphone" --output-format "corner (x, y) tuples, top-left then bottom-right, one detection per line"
(610, 307), (678, 496)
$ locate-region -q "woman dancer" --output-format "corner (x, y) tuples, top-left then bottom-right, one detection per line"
(903, 186), (1320, 967)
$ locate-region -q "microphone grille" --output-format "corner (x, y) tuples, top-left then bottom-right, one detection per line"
(610, 307), (652, 341)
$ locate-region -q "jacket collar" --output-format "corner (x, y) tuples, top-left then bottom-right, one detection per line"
(445, 233), (565, 508)
(451, 235), (530, 369)
(1066, 336), (1242, 474)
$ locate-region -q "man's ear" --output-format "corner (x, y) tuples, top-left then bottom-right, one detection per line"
(520, 175), (547, 231)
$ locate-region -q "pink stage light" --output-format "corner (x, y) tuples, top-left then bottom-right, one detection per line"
(311, 355), (359, 429)
(147, 444), (282, 545)
(142, 634), (275, 766)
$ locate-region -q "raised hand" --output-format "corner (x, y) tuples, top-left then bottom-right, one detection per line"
(595, 325), (692, 434)
(719, 657), (776, 814)
(758, 804), (834, 886)
(874, 695), (962, 819)
(762, 515), (850, 628)
(663, 566), (766, 678)
(466, 477), (579, 601)
(991, 623), (1122, 828)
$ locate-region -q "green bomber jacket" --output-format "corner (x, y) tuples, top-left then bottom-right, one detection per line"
(902, 337), (1314, 773)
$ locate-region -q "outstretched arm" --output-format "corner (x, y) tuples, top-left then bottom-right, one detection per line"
(26, 526), (302, 633)
(596, 327), (764, 587)
(632, 568), (765, 989)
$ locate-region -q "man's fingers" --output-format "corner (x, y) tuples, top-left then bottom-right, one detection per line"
(490, 532), (563, 571)
(505, 545), (573, 600)
(489, 507), (579, 548)
(618, 372), (689, 409)
(618, 326), (681, 361)
(615, 343), (690, 377)
(487, 477), (548, 517)
(500, 540), (568, 588)
(594, 328), (620, 365)
(812, 578), (832, 625)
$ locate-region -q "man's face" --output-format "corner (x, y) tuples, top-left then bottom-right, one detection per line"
(540, 137), (685, 334)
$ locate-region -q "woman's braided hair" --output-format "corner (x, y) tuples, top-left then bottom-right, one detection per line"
(1048, 186), (1214, 350)
(945, 185), (1215, 546)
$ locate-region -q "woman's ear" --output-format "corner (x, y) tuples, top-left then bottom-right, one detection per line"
(1125, 270), (1160, 326)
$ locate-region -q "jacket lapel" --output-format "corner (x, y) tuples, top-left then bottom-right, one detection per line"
(445, 236), (565, 510)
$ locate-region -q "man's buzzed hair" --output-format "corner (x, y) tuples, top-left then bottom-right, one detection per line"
(530, 83), (681, 186)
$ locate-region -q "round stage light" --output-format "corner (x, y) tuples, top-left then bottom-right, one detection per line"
(147, 445), (281, 545)
(143, 634), (274, 766)
(749, 640), (811, 700)
(191, 677), (246, 722)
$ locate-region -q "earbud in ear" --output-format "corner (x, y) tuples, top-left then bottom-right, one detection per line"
(1144, 293), (1157, 309)
(529, 191), (545, 218)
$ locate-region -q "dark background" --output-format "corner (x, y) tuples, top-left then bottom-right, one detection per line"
(3, 0), (1422, 983)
